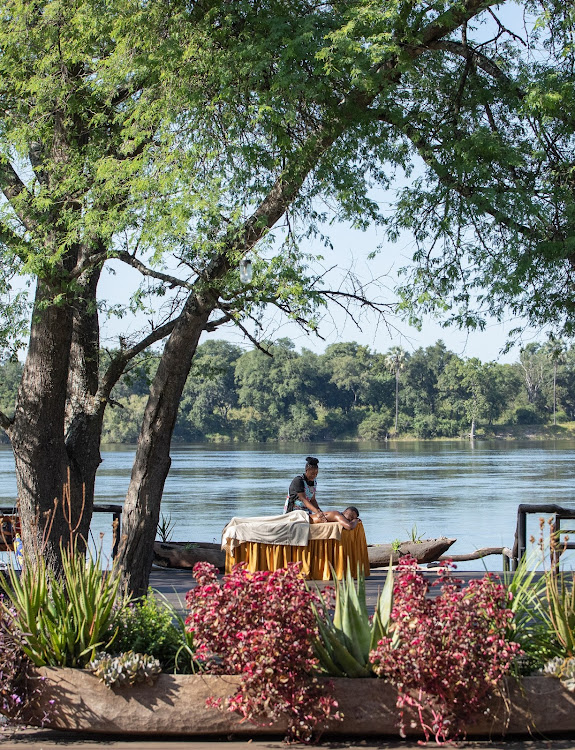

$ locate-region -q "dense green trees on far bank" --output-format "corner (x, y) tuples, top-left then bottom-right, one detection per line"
(4, 337), (573, 444)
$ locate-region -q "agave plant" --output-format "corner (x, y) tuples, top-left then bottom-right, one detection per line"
(1, 540), (128, 668)
(312, 560), (394, 677)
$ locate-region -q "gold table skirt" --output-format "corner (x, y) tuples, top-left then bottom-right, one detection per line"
(224, 522), (370, 580)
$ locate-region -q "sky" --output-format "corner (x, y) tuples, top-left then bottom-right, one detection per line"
(100, 215), (545, 365)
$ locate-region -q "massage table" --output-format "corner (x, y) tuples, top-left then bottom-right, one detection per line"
(222, 513), (369, 580)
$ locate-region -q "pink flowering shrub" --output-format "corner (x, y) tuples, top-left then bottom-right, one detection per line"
(185, 561), (341, 743)
(369, 557), (521, 744)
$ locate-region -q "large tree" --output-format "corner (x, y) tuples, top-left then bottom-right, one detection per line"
(0, 0), (524, 594)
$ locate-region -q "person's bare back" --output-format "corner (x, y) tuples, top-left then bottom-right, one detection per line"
(309, 506), (360, 530)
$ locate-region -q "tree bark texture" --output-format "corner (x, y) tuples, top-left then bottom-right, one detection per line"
(117, 295), (213, 596)
(8, 282), (77, 566)
(64, 266), (105, 547)
(7, 263), (107, 568)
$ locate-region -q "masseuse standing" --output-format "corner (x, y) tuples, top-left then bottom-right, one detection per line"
(284, 456), (327, 520)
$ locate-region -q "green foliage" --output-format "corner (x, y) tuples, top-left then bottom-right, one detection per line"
(1, 332), (565, 446)
(312, 561), (394, 677)
(357, 410), (392, 440)
(156, 513), (175, 543)
(514, 406), (545, 425)
(407, 524), (425, 543)
(1, 544), (127, 668)
(503, 551), (556, 671)
(391, 5), (575, 340)
(107, 591), (196, 673)
(102, 395), (148, 444)
(543, 568), (575, 657)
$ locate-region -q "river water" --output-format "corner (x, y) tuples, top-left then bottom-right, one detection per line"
(1, 440), (574, 571)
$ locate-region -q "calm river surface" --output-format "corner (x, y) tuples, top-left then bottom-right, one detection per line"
(1, 440), (575, 571)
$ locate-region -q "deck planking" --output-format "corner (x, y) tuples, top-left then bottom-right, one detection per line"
(149, 566), (512, 615)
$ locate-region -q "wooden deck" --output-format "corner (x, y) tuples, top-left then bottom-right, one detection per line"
(149, 566), (510, 614)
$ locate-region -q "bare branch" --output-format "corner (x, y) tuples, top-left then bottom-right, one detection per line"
(487, 7), (528, 47)
(227, 314), (274, 356)
(110, 251), (196, 290)
(98, 317), (180, 400)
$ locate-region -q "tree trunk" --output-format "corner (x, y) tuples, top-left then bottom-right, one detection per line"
(394, 370), (399, 432)
(64, 266), (105, 547)
(7, 261), (109, 569)
(8, 282), (76, 567)
(553, 363), (557, 426)
(117, 295), (212, 596)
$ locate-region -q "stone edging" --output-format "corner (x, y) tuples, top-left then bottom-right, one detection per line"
(14, 669), (575, 738)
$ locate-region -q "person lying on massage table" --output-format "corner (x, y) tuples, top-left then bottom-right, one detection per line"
(309, 505), (360, 530)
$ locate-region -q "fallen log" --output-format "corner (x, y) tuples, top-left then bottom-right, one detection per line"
(155, 536), (457, 571)
(427, 546), (513, 565)
(368, 537), (456, 567)
(153, 541), (225, 570)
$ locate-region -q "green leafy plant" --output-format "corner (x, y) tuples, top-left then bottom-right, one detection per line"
(391, 538), (402, 553)
(543, 567), (575, 656)
(89, 650), (162, 688)
(156, 513), (175, 543)
(502, 549), (555, 671)
(406, 524), (425, 543)
(312, 561), (394, 678)
(107, 591), (197, 674)
(0, 542), (127, 668)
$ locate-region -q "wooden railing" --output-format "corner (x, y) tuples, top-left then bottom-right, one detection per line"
(0, 504), (123, 558)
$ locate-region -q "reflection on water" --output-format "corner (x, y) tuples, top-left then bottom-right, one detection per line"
(1, 440), (575, 570)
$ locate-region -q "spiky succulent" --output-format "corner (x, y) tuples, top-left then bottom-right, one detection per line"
(89, 651), (162, 688)
(311, 560), (394, 678)
(541, 656), (575, 692)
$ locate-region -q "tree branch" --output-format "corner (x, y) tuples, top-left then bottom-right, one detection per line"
(419, 0), (501, 47)
(225, 313), (274, 356)
(374, 109), (537, 239)
(0, 409), (12, 432)
(0, 161), (37, 232)
(111, 251), (195, 290)
(98, 317), (180, 400)
(204, 313), (233, 332)
(426, 39), (523, 93)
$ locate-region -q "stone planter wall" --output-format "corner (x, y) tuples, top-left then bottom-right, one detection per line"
(16, 669), (575, 738)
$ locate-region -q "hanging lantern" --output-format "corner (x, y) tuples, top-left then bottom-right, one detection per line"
(239, 258), (253, 284)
